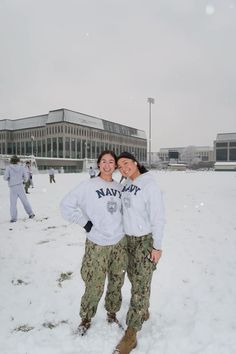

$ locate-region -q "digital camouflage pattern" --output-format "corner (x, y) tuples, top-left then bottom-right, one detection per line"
(80, 237), (128, 320)
(126, 234), (156, 331)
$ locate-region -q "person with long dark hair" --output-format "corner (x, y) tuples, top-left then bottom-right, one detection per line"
(114, 152), (165, 354)
(60, 150), (127, 335)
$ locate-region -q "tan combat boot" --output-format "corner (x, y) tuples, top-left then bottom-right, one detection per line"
(107, 312), (118, 324)
(113, 327), (137, 354)
(77, 318), (91, 336)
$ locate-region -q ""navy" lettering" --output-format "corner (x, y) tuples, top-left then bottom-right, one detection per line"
(96, 188), (122, 199)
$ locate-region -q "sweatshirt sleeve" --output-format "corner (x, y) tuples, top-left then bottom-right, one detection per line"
(3, 167), (10, 181)
(145, 181), (165, 250)
(23, 167), (29, 182)
(60, 182), (89, 228)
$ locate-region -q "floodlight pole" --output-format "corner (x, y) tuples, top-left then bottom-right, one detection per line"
(147, 97), (155, 169)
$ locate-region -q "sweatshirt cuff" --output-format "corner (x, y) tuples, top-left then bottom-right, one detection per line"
(153, 239), (162, 250)
(84, 220), (93, 233)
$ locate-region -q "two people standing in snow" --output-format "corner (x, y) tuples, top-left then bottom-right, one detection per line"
(3, 155), (35, 223)
(60, 150), (127, 335)
(60, 150), (165, 354)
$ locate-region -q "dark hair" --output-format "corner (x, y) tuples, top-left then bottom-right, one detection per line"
(10, 155), (20, 164)
(96, 150), (117, 176)
(97, 150), (117, 166)
(117, 151), (148, 174)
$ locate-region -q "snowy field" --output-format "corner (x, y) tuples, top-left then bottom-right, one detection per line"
(0, 170), (236, 354)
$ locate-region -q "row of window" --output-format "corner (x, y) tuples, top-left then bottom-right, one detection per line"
(216, 142), (236, 147)
(0, 124), (146, 146)
(0, 138), (147, 162)
(216, 148), (236, 161)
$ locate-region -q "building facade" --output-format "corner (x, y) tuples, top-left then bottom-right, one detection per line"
(214, 133), (236, 162)
(0, 108), (147, 171)
(158, 146), (214, 164)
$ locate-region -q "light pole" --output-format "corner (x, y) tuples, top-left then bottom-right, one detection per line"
(147, 97), (155, 169)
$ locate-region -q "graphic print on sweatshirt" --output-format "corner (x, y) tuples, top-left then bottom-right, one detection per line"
(95, 187), (121, 214)
(122, 183), (142, 209)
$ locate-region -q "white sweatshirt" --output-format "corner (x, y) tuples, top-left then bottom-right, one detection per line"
(4, 164), (28, 187)
(121, 172), (165, 249)
(60, 176), (124, 246)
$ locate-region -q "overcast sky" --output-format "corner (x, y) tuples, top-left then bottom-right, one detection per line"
(0, 0), (235, 151)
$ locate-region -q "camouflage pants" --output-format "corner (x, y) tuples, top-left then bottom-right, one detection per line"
(24, 179), (30, 193)
(126, 234), (156, 331)
(80, 237), (127, 320)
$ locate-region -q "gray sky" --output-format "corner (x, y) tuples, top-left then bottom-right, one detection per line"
(0, 0), (235, 151)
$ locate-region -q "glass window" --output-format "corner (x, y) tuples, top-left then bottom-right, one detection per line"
(229, 149), (236, 161)
(53, 138), (57, 157)
(77, 139), (81, 158)
(71, 138), (75, 158)
(47, 138), (51, 157)
(216, 142), (227, 147)
(65, 137), (70, 158)
(58, 137), (63, 158)
(216, 149), (227, 161)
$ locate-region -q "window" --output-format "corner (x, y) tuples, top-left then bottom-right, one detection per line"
(58, 137), (63, 158)
(47, 138), (51, 157)
(216, 149), (227, 161)
(229, 149), (236, 161)
(52, 138), (57, 157)
(65, 137), (70, 158)
(216, 142), (227, 147)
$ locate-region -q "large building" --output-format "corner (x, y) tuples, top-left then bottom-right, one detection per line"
(214, 133), (236, 162)
(157, 146), (214, 164)
(0, 108), (147, 172)
(214, 133), (236, 171)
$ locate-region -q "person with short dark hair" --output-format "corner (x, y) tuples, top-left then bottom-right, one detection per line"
(3, 155), (35, 222)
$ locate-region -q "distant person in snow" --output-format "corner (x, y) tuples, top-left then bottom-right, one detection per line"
(3, 155), (35, 223)
(60, 150), (127, 336)
(88, 166), (96, 178)
(114, 151), (165, 354)
(49, 168), (56, 183)
(24, 161), (31, 194)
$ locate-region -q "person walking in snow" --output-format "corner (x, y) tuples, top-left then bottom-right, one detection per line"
(88, 166), (96, 178)
(113, 152), (165, 354)
(3, 155), (35, 223)
(24, 161), (31, 194)
(60, 150), (127, 335)
(49, 167), (56, 183)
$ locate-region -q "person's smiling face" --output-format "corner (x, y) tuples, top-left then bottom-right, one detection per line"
(117, 158), (140, 180)
(99, 153), (116, 180)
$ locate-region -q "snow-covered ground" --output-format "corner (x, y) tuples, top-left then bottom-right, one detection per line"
(0, 170), (236, 354)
